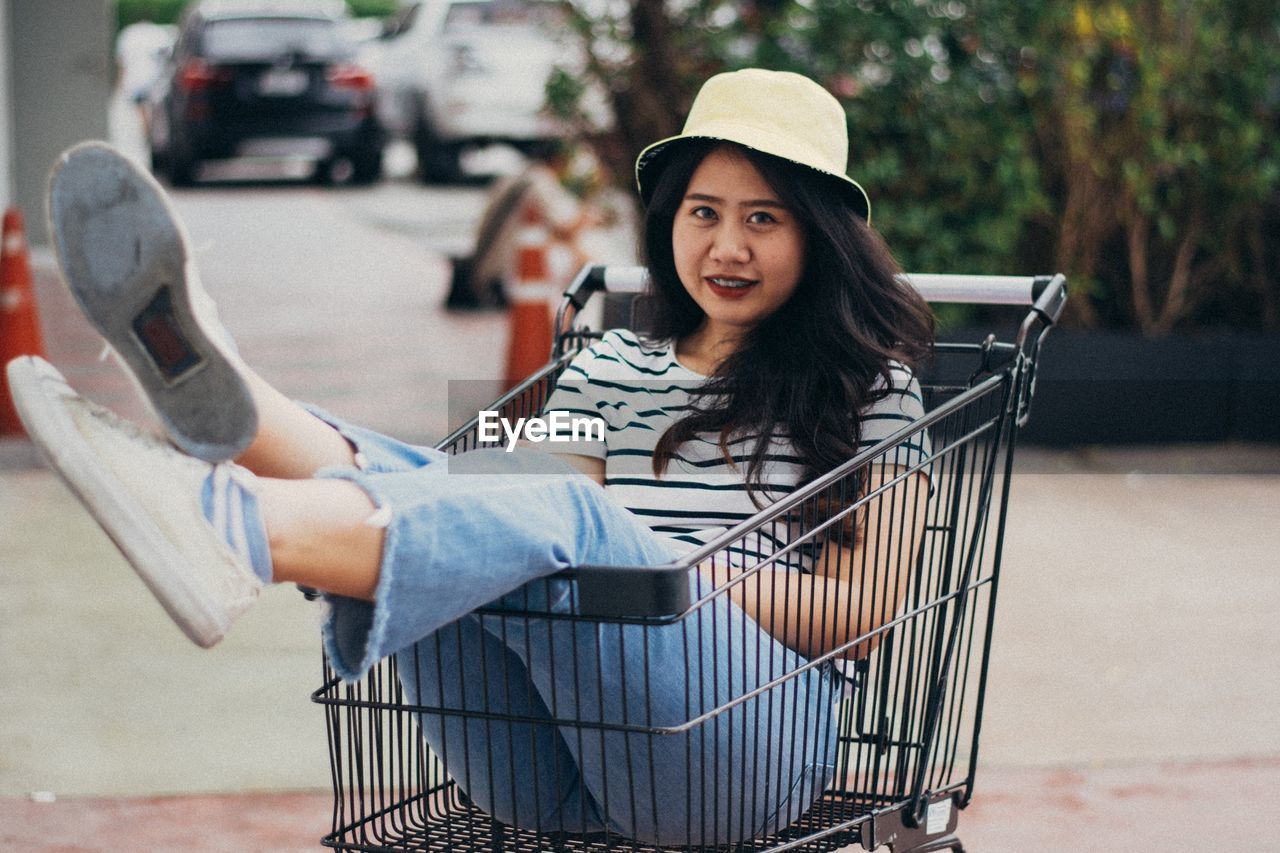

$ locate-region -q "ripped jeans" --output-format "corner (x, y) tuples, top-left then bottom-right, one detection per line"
(313, 410), (840, 846)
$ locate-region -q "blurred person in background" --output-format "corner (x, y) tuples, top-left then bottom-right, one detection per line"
(115, 21), (176, 133)
(446, 141), (613, 309)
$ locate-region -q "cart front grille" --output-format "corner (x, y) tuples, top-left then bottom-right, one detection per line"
(315, 338), (1023, 852)
(322, 781), (882, 851)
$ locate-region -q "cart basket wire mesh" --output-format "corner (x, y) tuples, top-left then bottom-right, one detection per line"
(312, 266), (1067, 852)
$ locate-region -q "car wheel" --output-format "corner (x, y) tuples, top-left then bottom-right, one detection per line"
(350, 148), (383, 185)
(167, 151), (198, 187)
(414, 120), (461, 184)
(312, 157), (343, 185)
(148, 143), (167, 174)
(147, 110), (171, 175)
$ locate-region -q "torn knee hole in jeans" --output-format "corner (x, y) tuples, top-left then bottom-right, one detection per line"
(323, 419), (368, 471)
(364, 502), (393, 528)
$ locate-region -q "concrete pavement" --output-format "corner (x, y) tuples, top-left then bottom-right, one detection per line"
(7, 756), (1279, 851)
(6, 374), (1278, 849)
(2, 178), (1278, 848)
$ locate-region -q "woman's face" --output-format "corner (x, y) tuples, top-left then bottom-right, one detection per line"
(671, 147), (806, 344)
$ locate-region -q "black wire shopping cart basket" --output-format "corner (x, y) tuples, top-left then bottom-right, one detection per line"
(312, 266), (1067, 852)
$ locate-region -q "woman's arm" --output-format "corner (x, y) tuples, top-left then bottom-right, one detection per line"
(698, 464), (928, 661)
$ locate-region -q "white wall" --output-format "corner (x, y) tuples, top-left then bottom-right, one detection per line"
(9, 0), (113, 243)
(0, 0), (13, 207)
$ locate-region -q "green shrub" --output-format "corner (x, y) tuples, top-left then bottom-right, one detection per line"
(117, 0), (186, 28)
(558, 0), (1280, 333)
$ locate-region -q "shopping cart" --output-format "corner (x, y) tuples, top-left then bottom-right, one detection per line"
(311, 265), (1067, 852)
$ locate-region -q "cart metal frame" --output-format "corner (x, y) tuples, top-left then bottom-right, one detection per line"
(312, 266), (1066, 852)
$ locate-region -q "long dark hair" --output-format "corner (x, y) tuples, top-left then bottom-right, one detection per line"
(641, 140), (935, 501)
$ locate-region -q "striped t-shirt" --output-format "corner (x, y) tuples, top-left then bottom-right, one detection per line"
(542, 329), (930, 568)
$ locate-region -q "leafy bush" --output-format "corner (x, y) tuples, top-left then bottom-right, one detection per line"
(118, 0), (186, 28)
(347, 0), (397, 17)
(558, 0), (1280, 333)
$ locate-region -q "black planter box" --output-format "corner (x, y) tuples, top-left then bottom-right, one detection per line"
(1232, 335), (1280, 442)
(937, 329), (1280, 445)
(598, 305), (1278, 446)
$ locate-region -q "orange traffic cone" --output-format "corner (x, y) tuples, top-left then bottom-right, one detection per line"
(1, 207), (48, 435)
(503, 204), (555, 389)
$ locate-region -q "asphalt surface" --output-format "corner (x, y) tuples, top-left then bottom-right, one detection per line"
(1, 122), (1277, 849)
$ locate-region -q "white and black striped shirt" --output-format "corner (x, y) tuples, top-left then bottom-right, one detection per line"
(543, 329), (930, 567)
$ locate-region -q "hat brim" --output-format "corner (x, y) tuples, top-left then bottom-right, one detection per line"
(635, 134), (872, 223)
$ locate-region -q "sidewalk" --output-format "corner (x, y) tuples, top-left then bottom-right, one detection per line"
(5, 441), (1276, 849)
(6, 756), (1277, 851)
(3, 180), (1277, 849)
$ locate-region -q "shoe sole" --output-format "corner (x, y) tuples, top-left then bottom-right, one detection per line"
(46, 141), (257, 462)
(6, 355), (259, 647)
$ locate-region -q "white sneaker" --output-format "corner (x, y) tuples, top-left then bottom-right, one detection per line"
(6, 355), (264, 648)
(46, 141), (257, 463)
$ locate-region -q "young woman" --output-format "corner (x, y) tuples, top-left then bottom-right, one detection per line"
(8, 69), (933, 846)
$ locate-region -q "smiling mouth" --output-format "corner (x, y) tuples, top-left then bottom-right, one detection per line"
(707, 277), (758, 289)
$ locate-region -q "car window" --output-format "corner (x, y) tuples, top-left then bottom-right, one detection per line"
(442, 0), (564, 33)
(200, 18), (346, 60)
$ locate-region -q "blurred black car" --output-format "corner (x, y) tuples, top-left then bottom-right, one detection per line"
(147, 0), (385, 185)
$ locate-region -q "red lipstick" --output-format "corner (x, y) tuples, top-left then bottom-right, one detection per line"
(705, 276), (757, 299)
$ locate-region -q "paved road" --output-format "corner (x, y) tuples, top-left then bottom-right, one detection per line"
(1, 128), (1278, 849)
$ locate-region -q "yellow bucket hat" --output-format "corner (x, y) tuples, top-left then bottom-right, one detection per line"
(635, 68), (871, 222)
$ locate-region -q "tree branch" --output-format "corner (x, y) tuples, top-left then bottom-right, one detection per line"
(1153, 213), (1204, 335)
(1125, 200), (1153, 333)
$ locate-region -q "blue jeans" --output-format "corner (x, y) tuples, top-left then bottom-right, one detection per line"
(312, 411), (840, 846)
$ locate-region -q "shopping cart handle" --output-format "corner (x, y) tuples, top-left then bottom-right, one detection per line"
(562, 265), (647, 308)
(574, 564), (692, 618)
(602, 266), (650, 294)
(899, 273), (1064, 310)
(566, 266), (1065, 312)
(1030, 273), (1068, 326)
